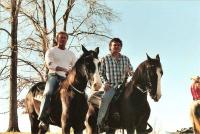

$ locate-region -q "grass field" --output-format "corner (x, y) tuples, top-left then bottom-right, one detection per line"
(0, 132), (61, 134)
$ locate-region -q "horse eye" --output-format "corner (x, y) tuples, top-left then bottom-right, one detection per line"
(160, 70), (163, 75)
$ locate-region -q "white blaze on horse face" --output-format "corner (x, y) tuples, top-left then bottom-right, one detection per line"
(156, 67), (162, 100)
(91, 58), (102, 91)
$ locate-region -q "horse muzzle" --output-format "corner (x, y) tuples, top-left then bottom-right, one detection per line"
(152, 95), (161, 102)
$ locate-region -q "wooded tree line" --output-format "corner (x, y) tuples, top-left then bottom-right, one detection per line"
(0, 0), (118, 132)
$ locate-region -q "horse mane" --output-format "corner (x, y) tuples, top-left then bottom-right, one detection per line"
(59, 53), (86, 92)
(60, 69), (76, 91)
(133, 61), (146, 83)
(124, 61), (146, 98)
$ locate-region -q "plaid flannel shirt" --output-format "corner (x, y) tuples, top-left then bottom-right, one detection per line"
(99, 54), (133, 87)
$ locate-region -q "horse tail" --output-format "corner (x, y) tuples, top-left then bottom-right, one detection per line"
(146, 122), (153, 133)
(190, 100), (200, 133)
(25, 82), (45, 114)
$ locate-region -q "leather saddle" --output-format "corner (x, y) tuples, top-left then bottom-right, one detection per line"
(88, 84), (125, 128)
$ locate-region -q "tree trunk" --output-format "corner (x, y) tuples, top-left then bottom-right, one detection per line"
(7, 0), (20, 132)
(51, 0), (57, 47)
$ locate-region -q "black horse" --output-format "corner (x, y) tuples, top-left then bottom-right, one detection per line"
(25, 45), (102, 134)
(85, 54), (163, 134)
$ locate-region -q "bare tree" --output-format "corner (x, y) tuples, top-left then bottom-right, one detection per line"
(7, 0), (22, 132)
(0, 0), (119, 132)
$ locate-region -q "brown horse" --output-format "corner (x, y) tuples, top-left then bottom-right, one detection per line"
(25, 45), (102, 134)
(190, 100), (200, 134)
(85, 54), (163, 134)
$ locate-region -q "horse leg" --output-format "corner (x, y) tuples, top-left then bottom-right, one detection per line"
(85, 104), (98, 134)
(105, 128), (115, 134)
(28, 112), (40, 134)
(73, 127), (83, 134)
(136, 122), (150, 134)
(60, 89), (71, 134)
(126, 128), (135, 134)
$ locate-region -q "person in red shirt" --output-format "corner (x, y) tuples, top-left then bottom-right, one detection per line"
(191, 76), (200, 100)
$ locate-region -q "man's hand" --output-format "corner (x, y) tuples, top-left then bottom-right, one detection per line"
(55, 66), (70, 74)
(65, 68), (72, 76)
(125, 66), (134, 76)
(104, 82), (111, 91)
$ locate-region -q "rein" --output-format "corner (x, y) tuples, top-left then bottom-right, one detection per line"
(136, 85), (148, 93)
(68, 59), (89, 95)
(70, 85), (85, 95)
(135, 65), (153, 94)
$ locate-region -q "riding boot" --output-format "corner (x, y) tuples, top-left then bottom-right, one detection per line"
(38, 94), (51, 121)
(38, 74), (60, 121)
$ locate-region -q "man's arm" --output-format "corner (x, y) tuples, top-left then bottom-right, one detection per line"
(127, 58), (134, 76)
(45, 49), (68, 73)
(99, 58), (111, 91)
(99, 58), (108, 83)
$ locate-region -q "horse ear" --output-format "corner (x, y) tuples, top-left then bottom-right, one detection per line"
(95, 47), (99, 55)
(82, 45), (88, 53)
(146, 53), (152, 60)
(156, 54), (160, 60)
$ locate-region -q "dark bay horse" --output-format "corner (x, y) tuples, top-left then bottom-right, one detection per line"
(25, 45), (102, 134)
(85, 54), (163, 134)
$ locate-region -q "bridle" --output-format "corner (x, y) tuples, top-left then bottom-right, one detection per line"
(70, 85), (85, 95)
(69, 55), (97, 95)
(135, 65), (155, 94)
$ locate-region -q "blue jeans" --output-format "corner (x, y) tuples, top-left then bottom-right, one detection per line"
(97, 87), (116, 126)
(38, 73), (65, 121)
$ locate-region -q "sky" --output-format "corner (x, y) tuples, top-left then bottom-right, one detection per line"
(1, 0), (200, 133)
(102, 0), (200, 133)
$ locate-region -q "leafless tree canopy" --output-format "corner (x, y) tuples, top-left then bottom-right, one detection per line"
(0, 0), (119, 131)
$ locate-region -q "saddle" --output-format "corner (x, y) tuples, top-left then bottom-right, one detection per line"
(88, 83), (124, 108)
(32, 82), (61, 116)
(88, 83), (125, 127)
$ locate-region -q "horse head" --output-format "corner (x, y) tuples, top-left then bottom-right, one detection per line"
(79, 45), (102, 91)
(133, 54), (163, 102)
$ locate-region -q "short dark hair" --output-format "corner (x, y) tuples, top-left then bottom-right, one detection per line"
(56, 31), (68, 41)
(109, 38), (123, 50)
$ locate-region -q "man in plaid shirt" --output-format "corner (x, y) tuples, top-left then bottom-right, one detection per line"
(97, 37), (134, 131)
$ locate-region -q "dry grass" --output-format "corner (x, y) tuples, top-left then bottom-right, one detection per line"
(0, 133), (31, 134)
(0, 132), (61, 134)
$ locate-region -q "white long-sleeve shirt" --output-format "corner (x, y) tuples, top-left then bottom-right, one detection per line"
(45, 47), (76, 77)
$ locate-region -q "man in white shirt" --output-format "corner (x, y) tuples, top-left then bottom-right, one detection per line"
(38, 31), (76, 128)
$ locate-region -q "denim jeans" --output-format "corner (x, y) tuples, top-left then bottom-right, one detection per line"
(97, 87), (116, 126)
(38, 73), (65, 121)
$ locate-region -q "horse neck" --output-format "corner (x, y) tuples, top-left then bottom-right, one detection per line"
(124, 64), (148, 101)
(61, 65), (88, 93)
(72, 65), (88, 90)
(124, 80), (148, 102)
(133, 62), (148, 88)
